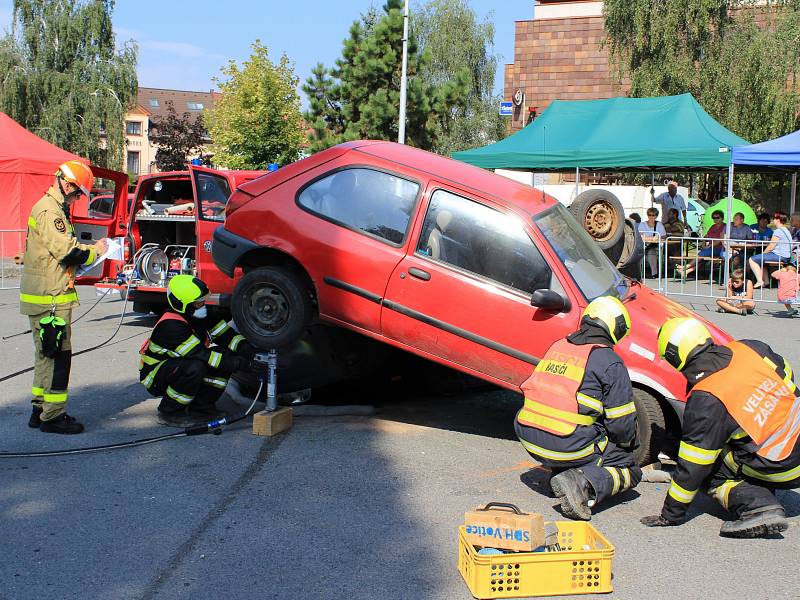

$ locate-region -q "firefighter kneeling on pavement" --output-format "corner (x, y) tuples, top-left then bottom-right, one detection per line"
(139, 275), (263, 426)
(641, 317), (800, 538)
(515, 296), (642, 520)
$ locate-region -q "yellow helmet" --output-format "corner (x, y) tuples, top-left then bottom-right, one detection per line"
(581, 296), (631, 344)
(657, 317), (713, 371)
(167, 275), (209, 314)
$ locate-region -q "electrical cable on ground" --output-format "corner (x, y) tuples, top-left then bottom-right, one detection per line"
(0, 242), (157, 382)
(2, 288), (111, 341)
(0, 381), (264, 458)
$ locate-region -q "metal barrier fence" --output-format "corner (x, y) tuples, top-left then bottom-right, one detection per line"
(0, 229), (24, 290)
(640, 233), (800, 306)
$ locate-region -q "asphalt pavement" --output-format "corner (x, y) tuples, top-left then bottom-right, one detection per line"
(0, 286), (798, 600)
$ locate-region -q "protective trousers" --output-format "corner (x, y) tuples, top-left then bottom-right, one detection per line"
(29, 308), (72, 422)
(150, 357), (228, 414)
(706, 454), (796, 519)
(551, 441), (643, 505)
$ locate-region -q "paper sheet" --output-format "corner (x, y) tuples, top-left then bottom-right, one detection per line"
(76, 237), (124, 276)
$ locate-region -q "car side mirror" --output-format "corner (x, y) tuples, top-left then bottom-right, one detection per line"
(531, 289), (570, 312)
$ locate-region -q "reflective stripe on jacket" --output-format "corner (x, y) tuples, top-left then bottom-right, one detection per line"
(20, 186), (95, 315)
(516, 339), (601, 436)
(693, 341), (800, 462)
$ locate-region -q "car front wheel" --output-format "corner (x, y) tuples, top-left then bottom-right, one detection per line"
(633, 388), (666, 467)
(231, 266), (313, 349)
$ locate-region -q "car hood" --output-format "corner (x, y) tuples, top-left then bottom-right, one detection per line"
(615, 283), (731, 401)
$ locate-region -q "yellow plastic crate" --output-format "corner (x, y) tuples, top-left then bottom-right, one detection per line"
(457, 521), (614, 598)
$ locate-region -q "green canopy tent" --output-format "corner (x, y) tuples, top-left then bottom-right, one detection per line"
(452, 93), (748, 171)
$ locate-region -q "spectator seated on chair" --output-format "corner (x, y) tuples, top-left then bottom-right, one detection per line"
(749, 211), (794, 289)
(676, 210), (725, 278)
(637, 208), (666, 278)
(716, 268), (755, 316)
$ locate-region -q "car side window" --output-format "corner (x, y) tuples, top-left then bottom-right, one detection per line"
(297, 168), (418, 244)
(195, 172), (232, 222)
(417, 189), (552, 294)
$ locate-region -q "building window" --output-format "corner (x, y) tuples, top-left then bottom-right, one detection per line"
(149, 98), (159, 107)
(187, 101), (204, 110)
(126, 151), (140, 175)
(126, 121), (142, 135)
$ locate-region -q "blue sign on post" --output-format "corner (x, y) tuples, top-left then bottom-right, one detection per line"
(499, 101), (513, 117)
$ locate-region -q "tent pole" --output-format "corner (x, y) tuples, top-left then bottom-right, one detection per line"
(724, 164), (734, 286)
(791, 172), (797, 214)
(575, 167), (580, 199)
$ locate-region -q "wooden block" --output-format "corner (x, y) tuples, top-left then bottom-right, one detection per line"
(252, 407), (293, 437)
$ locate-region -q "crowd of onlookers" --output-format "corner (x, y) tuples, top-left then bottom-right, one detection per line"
(626, 181), (800, 316)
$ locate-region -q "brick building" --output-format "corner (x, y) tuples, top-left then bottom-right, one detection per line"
(504, 0), (627, 131)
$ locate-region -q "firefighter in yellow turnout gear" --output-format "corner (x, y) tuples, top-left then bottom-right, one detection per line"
(515, 296), (642, 520)
(21, 161), (107, 434)
(139, 275), (261, 427)
(642, 317), (800, 538)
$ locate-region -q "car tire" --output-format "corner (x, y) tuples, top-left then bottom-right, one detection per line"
(569, 190), (625, 250)
(231, 266), (313, 350)
(606, 218), (644, 279)
(633, 388), (666, 467)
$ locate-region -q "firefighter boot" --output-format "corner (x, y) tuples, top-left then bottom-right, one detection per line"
(720, 506), (788, 538)
(28, 406), (43, 428)
(39, 413), (84, 434)
(550, 469), (594, 521)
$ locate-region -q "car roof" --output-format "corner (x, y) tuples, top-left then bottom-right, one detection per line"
(237, 140), (554, 217)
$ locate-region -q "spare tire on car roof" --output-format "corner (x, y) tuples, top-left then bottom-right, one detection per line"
(569, 189), (625, 251)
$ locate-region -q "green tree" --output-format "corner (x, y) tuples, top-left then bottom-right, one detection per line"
(303, 0), (468, 152)
(150, 101), (208, 172)
(604, 0), (800, 143)
(414, 0), (505, 154)
(603, 1), (800, 206)
(205, 41), (304, 169)
(0, 0), (137, 169)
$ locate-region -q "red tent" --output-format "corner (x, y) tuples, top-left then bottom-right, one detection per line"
(0, 112), (87, 255)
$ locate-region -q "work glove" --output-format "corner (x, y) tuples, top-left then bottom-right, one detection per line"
(640, 515), (678, 527)
(230, 355), (249, 373)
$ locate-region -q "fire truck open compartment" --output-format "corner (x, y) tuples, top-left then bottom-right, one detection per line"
(128, 176), (198, 289)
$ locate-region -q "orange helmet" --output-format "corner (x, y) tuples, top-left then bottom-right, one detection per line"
(56, 160), (94, 196)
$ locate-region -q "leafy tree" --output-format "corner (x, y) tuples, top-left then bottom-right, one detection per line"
(205, 40), (304, 169)
(603, 0), (800, 207)
(0, 0), (137, 169)
(149, 101), (208, 172)
(414, 0), (505, 154)
(303, 0), (468, 152)
(604, 0), (800, 143)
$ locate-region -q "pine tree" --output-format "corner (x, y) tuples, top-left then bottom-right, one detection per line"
(0, 0), (138, 169)
(303, 0), (468, 152)
(205, 41), (304, 169)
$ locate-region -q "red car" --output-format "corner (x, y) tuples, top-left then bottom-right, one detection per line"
(213, 141), (731, 464)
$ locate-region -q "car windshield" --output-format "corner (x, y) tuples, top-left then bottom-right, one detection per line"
(534, 204), (627, 300)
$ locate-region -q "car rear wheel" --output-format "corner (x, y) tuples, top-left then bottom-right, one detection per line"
(633, 388), (666, 467)
(231, 266), (313, 349)
(569, 189), (625, 250)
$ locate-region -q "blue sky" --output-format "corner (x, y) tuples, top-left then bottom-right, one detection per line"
(0, 1), (532, 102)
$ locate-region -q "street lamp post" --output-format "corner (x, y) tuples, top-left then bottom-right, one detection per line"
(398, 0), (410, 144)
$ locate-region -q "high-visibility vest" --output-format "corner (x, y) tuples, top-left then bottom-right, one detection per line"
(516, 339), (601, 436)
(694, 341), (800, 462)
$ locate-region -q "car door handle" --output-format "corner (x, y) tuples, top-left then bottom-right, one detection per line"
(408, 267), (431, 281)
